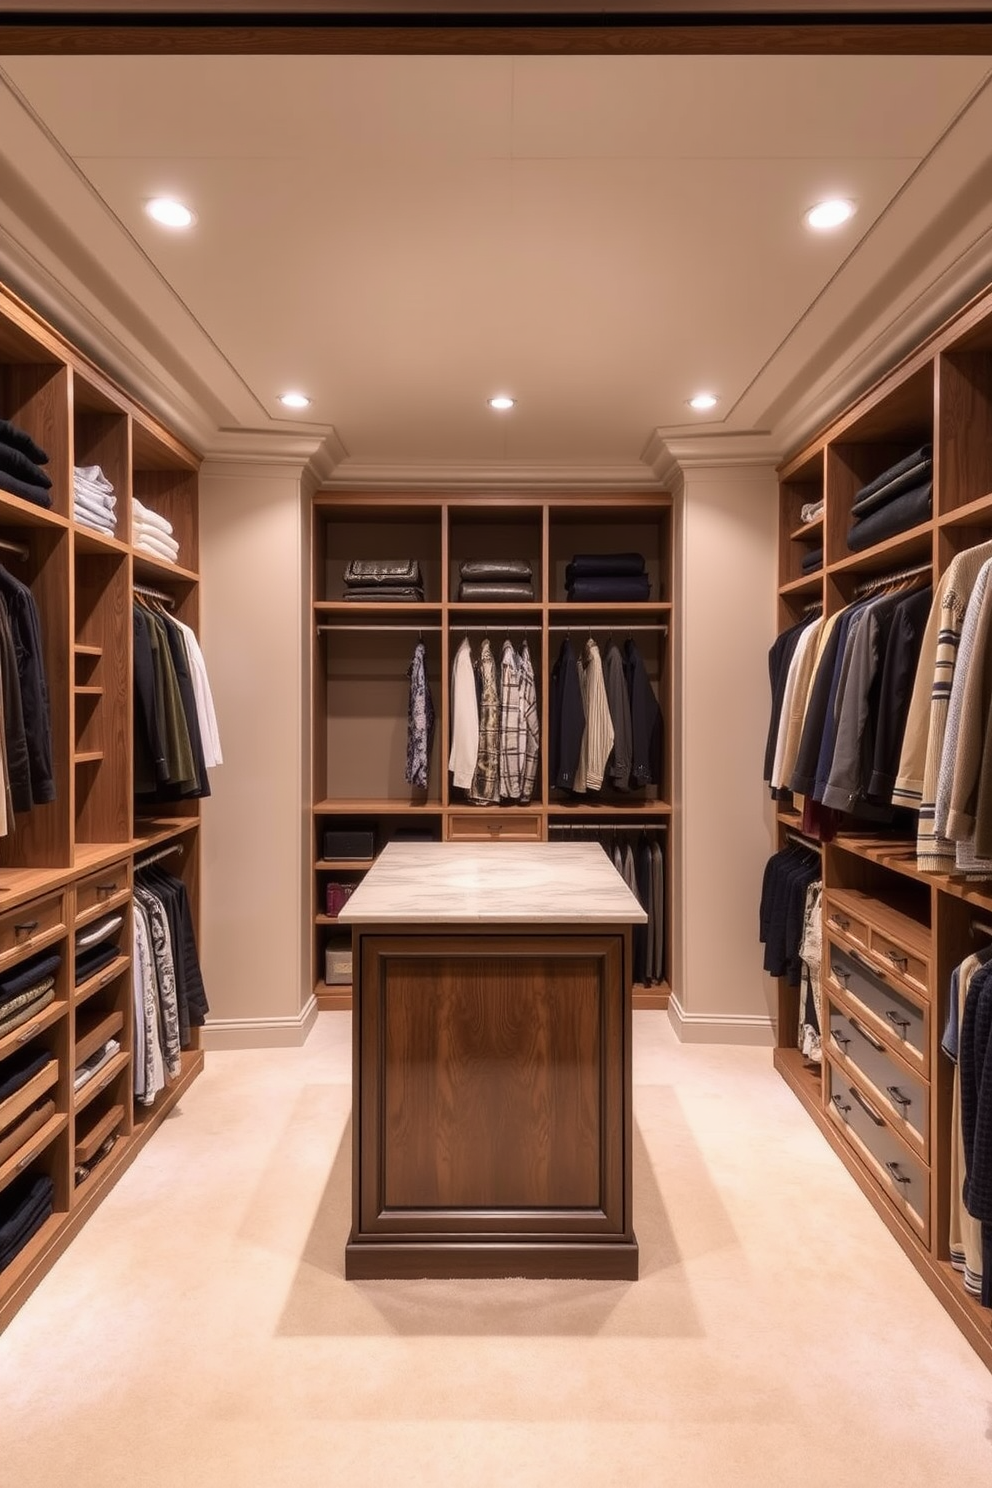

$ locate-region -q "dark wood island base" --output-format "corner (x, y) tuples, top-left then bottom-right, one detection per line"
(345, 919), (639, 1282)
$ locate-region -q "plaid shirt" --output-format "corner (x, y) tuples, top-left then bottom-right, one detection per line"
(469, 638), (500, 803)
(518, 639), (539, 804)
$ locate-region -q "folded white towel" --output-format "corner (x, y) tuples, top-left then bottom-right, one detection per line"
(132, 498), (174, 536)
(75, 510), (117, 536)
(73, 464), (115, 494)
(135, 535), (180, 564)
(134, 524), (179, 553)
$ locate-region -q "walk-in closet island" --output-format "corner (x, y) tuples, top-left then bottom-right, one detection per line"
(340, 839), (645, 1280)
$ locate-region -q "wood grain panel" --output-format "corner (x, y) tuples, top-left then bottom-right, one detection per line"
(73, 549), (131, 844)
(381, 951), (602, 1209)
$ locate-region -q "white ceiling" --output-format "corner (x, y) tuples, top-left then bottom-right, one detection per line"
(0, 53), (991, 479)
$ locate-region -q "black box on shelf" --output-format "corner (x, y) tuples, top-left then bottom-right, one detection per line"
(323, 829), (375, 860)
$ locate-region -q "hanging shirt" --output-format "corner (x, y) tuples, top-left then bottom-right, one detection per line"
(405, 640), (434, 790)
(518, 639), (540, 806)
(448, 638), (479, 790)
(469, 638), (500, 804)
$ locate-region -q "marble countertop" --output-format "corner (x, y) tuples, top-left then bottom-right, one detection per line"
(337, 841), (648, 924)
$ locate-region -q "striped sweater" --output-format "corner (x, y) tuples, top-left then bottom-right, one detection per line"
(893, 539), (992, 870)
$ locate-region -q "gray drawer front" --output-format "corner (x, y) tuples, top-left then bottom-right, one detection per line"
(827, 1060), (929, 1235)
(827, 997), (928, 1149)
(828, 944), (926, 1061)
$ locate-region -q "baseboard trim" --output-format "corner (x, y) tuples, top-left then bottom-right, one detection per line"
(667, 992), (775, 1046)
(200, 994), (319, 1050)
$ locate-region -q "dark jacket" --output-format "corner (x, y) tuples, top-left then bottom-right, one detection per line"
(0, 565), (55, 806)
(624, 639), (662, 788)
(550, 638), (585, 790)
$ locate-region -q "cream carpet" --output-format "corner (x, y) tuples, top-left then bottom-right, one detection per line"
(3, 1010), (991, 1487)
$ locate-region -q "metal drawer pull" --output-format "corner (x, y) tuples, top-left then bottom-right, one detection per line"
(830, 914), (851, 931)
(848, 1014), (885, 1052)
(885, 1009), (911, 1035)
(16, 1153), (32, 1171)
(832, 1093), (852, 1114)
(885, 1160), (911, 1186)
(831, 1027), (851, 1049)
(886, 949), (909, 970)
(831, 964), (851, 986)
(848, 1084), (885, 1126)
(886, 1085), (912, 1111)
(96, 883), (119, 898)
(14, 920), (39, 938)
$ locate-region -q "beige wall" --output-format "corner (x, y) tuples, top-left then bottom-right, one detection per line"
(670, 460), (779, 1044)
(197, 461), (316, 1049)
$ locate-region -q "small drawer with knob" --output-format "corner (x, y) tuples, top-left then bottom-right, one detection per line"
(0, 893), (66, 969)
(826, 941), (929, 1076)
(827, 991), (929, 1159)
(447, 812), (543, 842)
(74, 861), (131, 924)
(869, 927), (928, 996)
(825, 1054), (930, 1243)
(823, 901), (869, 951)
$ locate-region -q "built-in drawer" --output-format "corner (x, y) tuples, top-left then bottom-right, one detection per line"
(823, 902), (870, 951)
(0, 894), (66, 968)
(75, 861), (131, 923)
(827, 941), (929, 1076)
(447, 812), (544, 842)
(827, 991), (929, 1159)
(826, 1054), (929, 1243)
(869, 926), (928, 996)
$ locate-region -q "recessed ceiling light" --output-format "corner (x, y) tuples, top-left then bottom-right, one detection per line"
(805, 198), (856, 231)
(279, 391), (311, 410)
(145, 197), (196, 229)
(487, 396), (515, 411)
(687, 392), (718, 411)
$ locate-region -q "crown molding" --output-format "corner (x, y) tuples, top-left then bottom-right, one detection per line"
(771, 226), (992, 460)
(643, 429), (783, 486)
(321, 459), (667, 492)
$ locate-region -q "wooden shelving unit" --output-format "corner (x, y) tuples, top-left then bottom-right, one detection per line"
(773, 279), (992, 1372)
(0, 275), (206, 1332)
(310, 492), (673, 1013)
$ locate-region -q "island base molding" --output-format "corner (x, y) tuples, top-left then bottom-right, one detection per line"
(345, 1239), (639, 1281)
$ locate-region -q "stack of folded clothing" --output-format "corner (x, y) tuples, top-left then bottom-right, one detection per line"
(0, 418), (53, 510)
(800, 499), (824, 524)
(0, 1046), (57, 1168)
(75, 912), (123, 986)
(457, 559), (533, 601)
(0, 950), (61, 1039)
(0, 1171), (54, 1272)
(73, 1037), (121, 1093)
(800, 546), (823, 574)
(73, 466), (117, 534)
(133, 498), (180, 564)
(341, 559), (424, 601)
(565, 553), (651, 601)
(847, 444), (933, 552)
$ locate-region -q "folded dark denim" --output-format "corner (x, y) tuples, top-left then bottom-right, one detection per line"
(851, 452), (932, 519)
(0, 1173), (53, 1271)
(343, 559), (421, 586)
(0, 952), (61, 1005)
(852, 444), (931, 509)
(566, 553), (646, 580)
(75, 943), (119, 985)
(0, 443), (51, 490)
(341, 586), (425, 602)
(459, 559), (532, 581)
(0, 419), (48, 467)
(0, 1046), (51, 1103)
(846, 481), (932, 552)
(457, 581), (534, 601)
(0, 471), (54, 509)
(800, 546), (823, 573)
(567, 574), (651, 601)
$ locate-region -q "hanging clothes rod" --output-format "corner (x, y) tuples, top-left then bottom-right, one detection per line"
(786, 829), (821, 851)
(134, 583), (176, 610)
(550, 820), (668, 833)
(135, 840), (185, 869)
(317, 623), (443, 633)
(0, 535), (29, 562)
(852, 561), (931, 599)
(971, 917), (992, 940)
(456, 625), (542, 635)
(548, 624), (667, 635)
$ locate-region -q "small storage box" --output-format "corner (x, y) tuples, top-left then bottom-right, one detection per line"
(325, 948), (353, 985)
(323, 830), (374, 860)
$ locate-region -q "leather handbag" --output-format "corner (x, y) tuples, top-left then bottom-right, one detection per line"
(343, 559), (422, 586)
